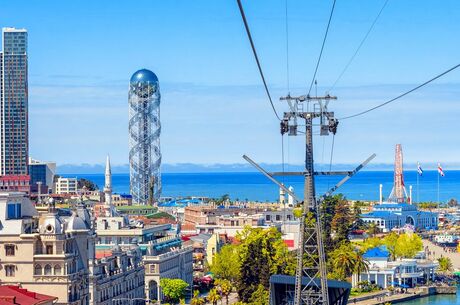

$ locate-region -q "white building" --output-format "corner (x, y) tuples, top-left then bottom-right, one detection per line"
(55, 177), (78, 194)
(361, 202), (438, 232)
(352, 246), (438, 289)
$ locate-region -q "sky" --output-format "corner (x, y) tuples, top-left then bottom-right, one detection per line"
(1, 0), (460, 170)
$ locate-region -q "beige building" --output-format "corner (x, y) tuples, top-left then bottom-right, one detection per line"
(0, 192), (145, 305)
(54, 177), (78, 194)
(95, 215), (193, 302)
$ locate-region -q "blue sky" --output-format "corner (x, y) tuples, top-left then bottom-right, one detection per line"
(1, 0), (460, 169)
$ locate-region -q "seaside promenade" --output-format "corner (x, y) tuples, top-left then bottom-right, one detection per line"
(423, 239), (460, 270)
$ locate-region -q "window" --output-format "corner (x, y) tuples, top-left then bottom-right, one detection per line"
(5, 265), (15, 277)
(6, 203), (21, 219)
(5, 244), (15, 256)
(54, 265), (62, 275)
(7, 204), (15, 219)
(46, 245), (53, 254)
(276, 215), (281, 221)
(34, 264), (42, 275)
(44, 264), (52, 275)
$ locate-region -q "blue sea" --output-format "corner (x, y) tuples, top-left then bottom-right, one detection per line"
(62, 170), (459, 203)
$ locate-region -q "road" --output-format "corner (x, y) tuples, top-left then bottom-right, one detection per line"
(423, 239), (460, 270)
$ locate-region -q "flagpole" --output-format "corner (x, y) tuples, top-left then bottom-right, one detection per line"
(437, 169), (440, 204)
(417, 170), (419, 204)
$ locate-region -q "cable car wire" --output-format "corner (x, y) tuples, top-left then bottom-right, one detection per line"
(339, 63), (460, 120)
(307, 0), (338, 95)
(236, 0), (282, 121)
(329, 0), (390, 91)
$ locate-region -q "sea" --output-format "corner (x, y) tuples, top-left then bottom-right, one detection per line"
(62, 170), (460, 203)
(398, 286), (460, 305)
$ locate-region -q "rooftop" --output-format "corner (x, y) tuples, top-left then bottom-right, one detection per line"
(363, 246), (390, 259)
(0, 285), (57, 305)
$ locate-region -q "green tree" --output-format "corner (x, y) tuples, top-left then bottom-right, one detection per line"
(352, 251), (369, 283)
(236, 227), (295, 302)
(330, 243), (356, 280)
(331, 196), (353, 244)
(248, 284), (269, 305)
(366, 223), (381, 237)
(383, 232), (399, 260)
(191, 291), (205, 305)
(215, 279), (233, 305)
(160, 278), (189, 304)
(438, 257), (453, 273)
(361, 237), (384, 252)
(77, 178), (98, 191)
(207, 288), (222, 305)
(211, 245), (240, 284)
(320, 196), (338, 252)
(394, 233), (423, 258)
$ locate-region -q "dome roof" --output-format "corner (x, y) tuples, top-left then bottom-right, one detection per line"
(130, 69), (158, 85)
(67, 213), (88, 231)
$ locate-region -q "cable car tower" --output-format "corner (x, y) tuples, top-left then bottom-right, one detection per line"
(244, 93), (375, 305)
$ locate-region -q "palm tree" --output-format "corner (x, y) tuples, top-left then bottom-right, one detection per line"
(353, 251), (370, 283)
(332, 245), (356, 280)
(438, 257), (453, 273)
(207, 288), (222, 305)
(367, 223), (381, 237)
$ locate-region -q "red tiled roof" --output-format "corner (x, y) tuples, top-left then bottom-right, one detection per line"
(0, 285), (57, 305)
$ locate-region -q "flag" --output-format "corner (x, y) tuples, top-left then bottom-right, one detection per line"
(438, 163), (445, 177)
(417, 162), (423, 176)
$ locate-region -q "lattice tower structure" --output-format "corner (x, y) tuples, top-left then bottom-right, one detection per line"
(388, 144), (407, 203)
(128, 69), (162, 205)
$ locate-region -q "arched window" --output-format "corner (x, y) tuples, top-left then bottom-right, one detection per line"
(34, 264), (42, 275)
(54, 265), (62, 275)
(44, 264), (52, 275)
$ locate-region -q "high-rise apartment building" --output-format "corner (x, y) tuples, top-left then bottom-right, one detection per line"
(0, 27), (29, 175)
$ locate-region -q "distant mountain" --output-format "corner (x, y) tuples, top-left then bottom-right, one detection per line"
(56, 161), (460, 175)
(56, 162), (411, 174)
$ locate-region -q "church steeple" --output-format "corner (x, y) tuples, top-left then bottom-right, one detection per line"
(103, 155), (113, 216)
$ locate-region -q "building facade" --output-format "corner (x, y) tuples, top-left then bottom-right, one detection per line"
(28, 158), (56, 193)
(0, 28), (28, 175)
(0, 174), (30, 194)
(0, 192), (145, 305)
(95, 158), (193, 302)
(352, 246), (437, 289)
(54, 177), (77, 194)
(361, 202), (438, 232)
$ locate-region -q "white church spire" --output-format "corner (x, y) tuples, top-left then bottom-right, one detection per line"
(104, 155), (113, 216)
